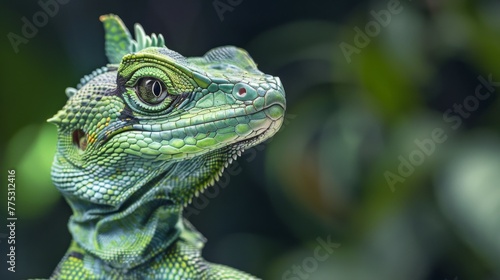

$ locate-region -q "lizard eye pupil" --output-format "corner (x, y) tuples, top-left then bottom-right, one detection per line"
(136, 78), (168, 105)
(152, 80), (162, 97)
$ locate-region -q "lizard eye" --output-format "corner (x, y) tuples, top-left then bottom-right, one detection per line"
(136, 78), (168, 105)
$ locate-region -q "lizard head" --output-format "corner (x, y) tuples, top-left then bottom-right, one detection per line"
(48, 15), (285, 209)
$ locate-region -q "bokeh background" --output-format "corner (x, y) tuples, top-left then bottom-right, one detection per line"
(1, 0), (500, 279)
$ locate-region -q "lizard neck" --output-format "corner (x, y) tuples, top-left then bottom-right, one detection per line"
(63, 148), (233, 269)
(66, 175), (183, 269)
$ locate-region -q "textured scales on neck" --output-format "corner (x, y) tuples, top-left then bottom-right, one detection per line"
(48, 14), (285, 279)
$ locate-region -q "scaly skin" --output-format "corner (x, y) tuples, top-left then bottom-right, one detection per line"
(47, 15), (285, 279)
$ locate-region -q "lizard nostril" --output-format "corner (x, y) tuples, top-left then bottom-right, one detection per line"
(72, 129), (88, 151)
(238, 87), (247, 97)
(232, 84), (256, 100)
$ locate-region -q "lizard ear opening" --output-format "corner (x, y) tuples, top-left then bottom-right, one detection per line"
(202, 46), (259, 72)
(72, 129), (87, 151)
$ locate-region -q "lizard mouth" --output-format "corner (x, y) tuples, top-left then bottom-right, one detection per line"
(233, 106), (284, 150)
(72, 129), (88, 151)
(97, 99), (285, 156)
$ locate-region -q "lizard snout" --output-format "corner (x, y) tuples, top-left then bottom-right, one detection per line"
(263, 77), (286, 121)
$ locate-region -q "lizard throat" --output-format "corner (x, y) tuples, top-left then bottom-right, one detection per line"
(63, 147), (236, 269)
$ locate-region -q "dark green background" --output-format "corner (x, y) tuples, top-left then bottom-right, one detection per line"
(1, 0), (500, 279)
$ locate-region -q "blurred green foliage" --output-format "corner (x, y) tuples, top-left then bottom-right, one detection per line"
(1, 0), (500, 279)
(5, 124), (59, 219)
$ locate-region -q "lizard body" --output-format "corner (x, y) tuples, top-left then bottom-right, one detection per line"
(48, 15), (285, 279)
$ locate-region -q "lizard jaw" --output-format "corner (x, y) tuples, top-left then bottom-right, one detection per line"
(182, 114), (284, 207)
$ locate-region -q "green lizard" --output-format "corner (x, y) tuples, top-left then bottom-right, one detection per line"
(47, 14), (285, 279)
